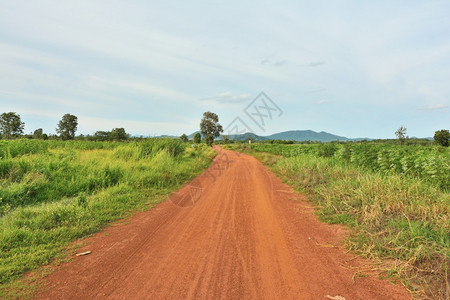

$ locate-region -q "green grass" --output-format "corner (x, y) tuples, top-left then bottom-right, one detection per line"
(227, 143), (449, 299)
(251, 143), (449, 190)
(0, 139), (215, 297)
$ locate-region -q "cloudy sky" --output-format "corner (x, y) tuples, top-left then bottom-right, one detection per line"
(1, 0), (449, 138)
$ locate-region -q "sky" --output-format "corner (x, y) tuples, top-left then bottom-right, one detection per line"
(0, 0), (449, 138)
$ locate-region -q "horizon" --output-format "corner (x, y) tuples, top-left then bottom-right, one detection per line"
(1, 1), (449, 139)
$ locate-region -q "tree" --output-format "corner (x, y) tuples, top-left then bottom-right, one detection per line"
(434, 129), (449, 147)
(180, 133), (188, 142)
(94, 131), (110, 141)
(193, 132), (201, 144)
(222, 135), (229, 144)
(395, 126), (407, 145)
(200, 112), (223, 146)
(110, 128), (128, 140)
(33, 128), (43, 139)
(56, 113), (78, 140)
(0, 112), (25, 139)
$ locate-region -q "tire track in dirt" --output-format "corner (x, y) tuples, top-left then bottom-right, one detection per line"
(36, 147), (410, 299)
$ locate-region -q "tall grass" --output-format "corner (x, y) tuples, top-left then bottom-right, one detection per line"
(234, 144), (449, 299)
(0, 139), (215, 292)
(252, 143), (449, 190)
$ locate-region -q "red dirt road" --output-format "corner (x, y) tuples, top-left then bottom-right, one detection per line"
(36, 148), (410, 299)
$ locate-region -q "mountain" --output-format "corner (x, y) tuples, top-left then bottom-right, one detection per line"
(266, 130), (350, 142)
(154, 134), (178, 138)
(187, 131), (200, 139)
(181, 130), (370, 142)
(187, 132), (266, 141)
(228, 132), (267, 141)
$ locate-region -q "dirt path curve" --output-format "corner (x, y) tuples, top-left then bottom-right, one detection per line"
(36, 147), (410, 299)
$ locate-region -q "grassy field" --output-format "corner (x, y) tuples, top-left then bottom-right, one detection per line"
(0, 139), (215, 296)
(226, 143), (449, 299)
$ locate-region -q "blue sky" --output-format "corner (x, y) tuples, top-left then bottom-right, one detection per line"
(0, 0), (449, 138)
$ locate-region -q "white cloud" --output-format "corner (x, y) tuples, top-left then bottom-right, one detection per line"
(201, 91), (252, 103)
(300, 61), (325, 67)
(1, 1), (449, 138)
(316, 99), (332, 105)
(260, 57), (288, 67)
(418, 104), (448, 111)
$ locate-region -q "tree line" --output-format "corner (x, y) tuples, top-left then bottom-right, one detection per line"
(0, 112), (129, 141)
(1, 111), (448, 146)
(395, 125), (449, 147)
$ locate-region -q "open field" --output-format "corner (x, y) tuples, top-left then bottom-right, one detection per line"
(1, 140), (447, 299)
(0, 139), (215, 296)
(225, 143), (449, 299)
(34, 147), (409, 299)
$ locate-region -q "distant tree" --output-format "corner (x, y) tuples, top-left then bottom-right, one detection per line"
(395, 126), (407, 145)
(56, 113), (78, 140)
(0, 112), (25, 139)
(41, 133), (48, 140)
(33, 128), (43, 139)
(434, 129), (449, 147)
(94, 131), (110, 141)
(200, 111), (223, 146)
(180, 133), (188, 142)
(75, 134), (85, 141)
(193, 132), (201, 144)
(110, 128), (128, 140)
(222, 135), (229, 144)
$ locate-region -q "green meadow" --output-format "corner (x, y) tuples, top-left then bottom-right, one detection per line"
(0, 139), (215, 292)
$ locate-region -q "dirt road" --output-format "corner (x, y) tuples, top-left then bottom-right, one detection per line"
(37, 147), (410, 299)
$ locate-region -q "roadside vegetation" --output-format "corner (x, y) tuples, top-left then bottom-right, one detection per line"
(226, 142), (449, 299)
(0, 139), (215, 296)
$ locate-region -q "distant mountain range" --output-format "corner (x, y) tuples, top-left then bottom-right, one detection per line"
(179, 130), (371, 142)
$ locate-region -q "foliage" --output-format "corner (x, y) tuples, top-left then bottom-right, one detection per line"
(33, 128), (43, 139)
(434, 129), (449, 147)
(200, 111), (223, 146)
(193, 132), (201, 144)
(94, 131), (110, 141)
(0, 139), (215, 290)
(56, 113), (78, 141)
(0, 112), (25, 139)
(395, 126), (407, 145)
(222, 135), (229, 144)
(110, 128), (128, 140)
(93, 128), (129, 141)
(180, 133), (188, 142)
(251, 143), (449, 190)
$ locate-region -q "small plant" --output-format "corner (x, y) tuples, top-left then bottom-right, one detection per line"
(77, 192), (88, 208)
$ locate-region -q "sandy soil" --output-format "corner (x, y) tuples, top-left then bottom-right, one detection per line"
(36, 147), (410, 299)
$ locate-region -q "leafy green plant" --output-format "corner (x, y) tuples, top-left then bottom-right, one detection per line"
(0, 139), (215, 294)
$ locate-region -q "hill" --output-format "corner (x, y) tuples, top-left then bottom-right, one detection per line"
(175, 130), (370, 143)
(266, 130), (350, 142)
